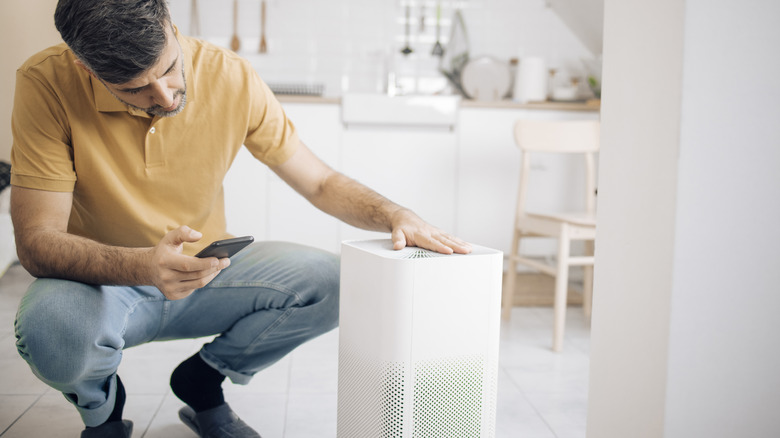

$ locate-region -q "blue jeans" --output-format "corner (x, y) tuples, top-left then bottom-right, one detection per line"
(14, 241), (340, 427)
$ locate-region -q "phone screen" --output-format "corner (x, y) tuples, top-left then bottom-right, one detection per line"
(195, 236), (254, 259)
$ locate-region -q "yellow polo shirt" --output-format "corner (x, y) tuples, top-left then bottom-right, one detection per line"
(11, 32), (299, 255)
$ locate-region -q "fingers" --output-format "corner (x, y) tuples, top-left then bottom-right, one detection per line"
(423, 233), (472, 255)
(439, 234), (472, 254)
(164, 225), (203, 248)
(391, 228), (407, 250)
(157, 257), (230, 300)
(171, 257), (230, 280)
(152, 226), (231, 299)
(394, 228), (472, 255)
(166, 252), (229, 274)
(389, 210), (471, 255)
(421, 234), (455, 255)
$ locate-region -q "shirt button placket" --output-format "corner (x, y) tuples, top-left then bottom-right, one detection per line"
(145, 124), (164, 168)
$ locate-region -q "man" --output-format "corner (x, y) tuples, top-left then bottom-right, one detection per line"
(10, 1), (471, 437)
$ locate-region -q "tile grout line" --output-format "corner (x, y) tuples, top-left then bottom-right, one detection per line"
(0, 392), (46, 437)
(500, 366), (561, 438)
(281, 353), (294, 438)
(139, 389), (172, 438)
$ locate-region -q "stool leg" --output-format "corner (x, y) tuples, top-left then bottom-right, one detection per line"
(502, 230), (521, 320)
(553, 227), (570, 352)
(583, 240), (595, 319)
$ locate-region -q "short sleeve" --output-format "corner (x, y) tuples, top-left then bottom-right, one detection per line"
(10, 68), (76, 192)
(242, 67), (300, 167)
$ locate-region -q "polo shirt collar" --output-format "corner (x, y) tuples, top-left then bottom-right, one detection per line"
(92, 25), (196, 115)
(92, 78), (127, 113)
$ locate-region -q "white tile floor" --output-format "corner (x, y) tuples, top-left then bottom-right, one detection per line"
(0, 263), (591, 438)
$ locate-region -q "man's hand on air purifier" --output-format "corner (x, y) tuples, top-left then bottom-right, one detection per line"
(389, 208), (472, 255)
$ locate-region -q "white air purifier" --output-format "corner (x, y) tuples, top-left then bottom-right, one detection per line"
(337, 239), (503, 438)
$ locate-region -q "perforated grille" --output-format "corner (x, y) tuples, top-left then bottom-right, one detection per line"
(381, 362), (406, 436)
(395, 247), (449, 259)
(412, 355), (486, 438)
(338, 345), (406, 437)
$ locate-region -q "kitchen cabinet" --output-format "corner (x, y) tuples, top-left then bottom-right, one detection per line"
(224, 96), (599, 259)
(340, 124), (458, 243)
(339, 94), (460, 244)
(224, 146), (269, 240)
(456, 107), (600, 255)
(223, 102), (342, 252)
(266, 102), (343, 253)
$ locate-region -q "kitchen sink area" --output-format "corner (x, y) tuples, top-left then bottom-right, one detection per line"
(341, 93), (460, 128)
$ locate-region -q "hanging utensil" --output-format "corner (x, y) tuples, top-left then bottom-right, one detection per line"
(190, 0), (200, 36)
(401, 5), (413, 56)
(259, 0), (267, 53)
(431, 1), (444, 57)
(230, 0), (241, 52)
(419, 3), (425, 33)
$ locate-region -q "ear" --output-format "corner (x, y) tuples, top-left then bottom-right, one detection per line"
(73, 59), (97, 79)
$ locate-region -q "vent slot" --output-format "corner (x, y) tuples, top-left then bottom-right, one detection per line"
(395, 247), (448, 259)
(403, 250), (435, 259)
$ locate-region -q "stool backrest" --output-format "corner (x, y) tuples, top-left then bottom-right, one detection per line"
(513, 120), (601, 216)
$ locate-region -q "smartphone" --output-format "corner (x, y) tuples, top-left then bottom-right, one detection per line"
(195, 236), (254, 259)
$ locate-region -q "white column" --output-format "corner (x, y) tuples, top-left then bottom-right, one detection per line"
(588, 0), (780, 437)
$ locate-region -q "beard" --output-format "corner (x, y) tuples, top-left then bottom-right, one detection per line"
(102, 68), (188, 118)
(140, 89), (187, 117)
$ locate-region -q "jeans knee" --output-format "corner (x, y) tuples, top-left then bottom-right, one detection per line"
(298, 250), (340, 331)
(15, 279), (121, 386)
(320, 274), (340, 332)
(319, 252), (340, 321)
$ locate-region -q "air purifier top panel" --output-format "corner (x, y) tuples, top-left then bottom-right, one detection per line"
(342, 239), (501, 259)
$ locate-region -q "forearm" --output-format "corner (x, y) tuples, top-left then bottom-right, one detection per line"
(311, 171), (411, 232)
(270, 143), (471, 254)
(16, 227), (152, 285)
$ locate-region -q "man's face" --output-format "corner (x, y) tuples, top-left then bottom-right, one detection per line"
(100, 25), (187, 117)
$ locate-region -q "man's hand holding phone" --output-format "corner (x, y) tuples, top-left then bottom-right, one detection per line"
(195, 235), (254, 259)
(149, 226), (251, 300)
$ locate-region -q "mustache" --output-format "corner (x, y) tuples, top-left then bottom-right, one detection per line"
(146, 89), (185, 112)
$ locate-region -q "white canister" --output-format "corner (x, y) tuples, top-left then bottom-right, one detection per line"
(513, 57), (547, 103)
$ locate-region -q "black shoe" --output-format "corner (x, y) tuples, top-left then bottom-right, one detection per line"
(81, 420), (133, 437)
(179, 403), (261, 437)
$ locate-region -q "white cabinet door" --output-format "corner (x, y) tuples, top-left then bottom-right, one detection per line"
(456, 108), (599, 255)
(266, 103), (343, 253)
(340, 125), (458, 243)
(224, 146), (269, 240)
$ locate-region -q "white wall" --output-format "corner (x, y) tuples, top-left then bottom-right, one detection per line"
(0, 0), (61, 162)
(664, 0), (780, 435)
(588, 0), (780, 437)
(168, 0), (595, 96)
(547, 0), (604, 55)
(0, 0), (600, 161)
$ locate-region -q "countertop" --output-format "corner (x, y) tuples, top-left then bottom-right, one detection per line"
(277, 95), (600, 112)
(276, 95), (342, 104)
(460, 99), (601, 112)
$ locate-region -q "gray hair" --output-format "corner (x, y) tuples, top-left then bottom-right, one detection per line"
(54, 0), (171, 84)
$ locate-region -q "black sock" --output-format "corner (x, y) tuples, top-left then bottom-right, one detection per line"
(87, 374), (125, 428)
(107, 375), (126, 423)
(170, 353), (226, 412)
